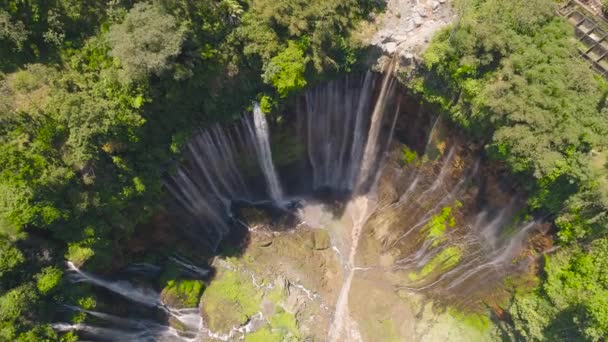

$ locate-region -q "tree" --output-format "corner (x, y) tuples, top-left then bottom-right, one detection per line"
(262, 41), (308, 97)
(0, 10), (28, 50)
(0, 283), (38, 322)
(35, 267), (62, 295)
(0, 242), (24, 278)
(107, 2), (187, 81)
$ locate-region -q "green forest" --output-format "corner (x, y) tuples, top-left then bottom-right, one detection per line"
(0, 0), (607, 341)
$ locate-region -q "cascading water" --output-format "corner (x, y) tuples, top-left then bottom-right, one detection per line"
(165, 103), (286, 250)
(251, 104), (284, 203)
(56, 70), (541, 341)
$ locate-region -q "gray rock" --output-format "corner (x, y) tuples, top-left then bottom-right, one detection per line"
(384, 42), (397, 54)
(399, 52), (415, 66)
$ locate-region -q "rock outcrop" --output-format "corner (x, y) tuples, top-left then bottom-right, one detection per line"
(367, 0), (455, 67)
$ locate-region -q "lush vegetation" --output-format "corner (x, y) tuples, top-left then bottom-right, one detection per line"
(2, 0), (607, 340)
(0, 0), (376, 339)
(418, 0), (608, 339)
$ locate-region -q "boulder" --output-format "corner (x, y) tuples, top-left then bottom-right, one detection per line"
(199, 270), (262, 334)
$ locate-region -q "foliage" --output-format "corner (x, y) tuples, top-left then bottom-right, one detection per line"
(108, 2), (187, 81)
(0, 242), (24, 278)
(262, 40), (308, 97)
(0, 283), (38, 322)
(402, 146), (418, 165)
(35, 267), (63, 295)
(234, 0), (378, 101)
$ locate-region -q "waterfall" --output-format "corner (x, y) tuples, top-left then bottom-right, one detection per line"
(167, 72), (399, 250)
(53, 71), (544, 340)
(62, 263), (203, 341)
(169, 255), (210, 277)
(166, 103), (289, 249)
(66, 261), (163, 308)
(250, 104), (284, 203)
(297, 71), (398, 193)
(328, 61), (399, 342)
(355, 59), (398, 192)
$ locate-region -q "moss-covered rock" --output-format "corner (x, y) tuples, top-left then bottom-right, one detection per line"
(200, 270), (262, 334)
(245, 327), (283, 342)
(160, 279), (204, 308)
(244, 308), (300, 342)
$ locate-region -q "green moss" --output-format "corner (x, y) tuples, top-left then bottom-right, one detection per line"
(447, 308), (491, 333)
(425, 206), (458, 247)
(266, 286), (286, 305)
(245, 309), (299, 342)
(409, 246), (463, 281)
(161, 279), (204, 308)
(402, 146), (418, 165)
(201, 270), (262, 333)
(269, 308), (299, 338)
(245, 327), (283, 342)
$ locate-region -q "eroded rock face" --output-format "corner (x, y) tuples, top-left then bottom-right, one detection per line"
(366, 0), (456, 68)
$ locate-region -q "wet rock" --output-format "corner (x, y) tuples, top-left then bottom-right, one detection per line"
(168, 316), (189, 333)
(384, 42), (397, 54)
